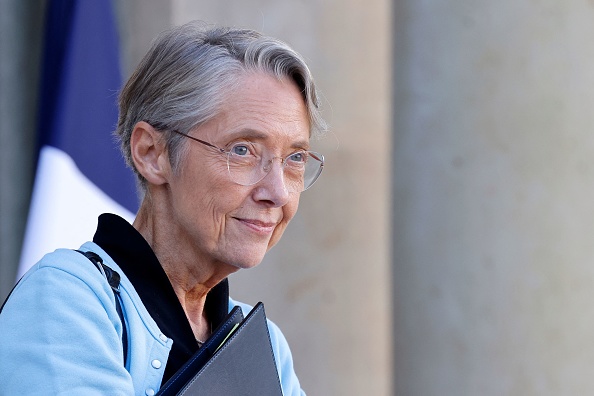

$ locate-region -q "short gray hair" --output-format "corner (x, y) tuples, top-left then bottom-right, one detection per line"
(116, 21), (327, 190)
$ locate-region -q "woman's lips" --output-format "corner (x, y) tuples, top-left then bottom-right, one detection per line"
(235, 218), (277, 234)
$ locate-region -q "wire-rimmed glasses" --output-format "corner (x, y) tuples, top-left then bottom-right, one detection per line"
(170, 130), (324, 192)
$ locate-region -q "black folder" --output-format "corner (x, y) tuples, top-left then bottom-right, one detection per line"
(157, 302), (283, 395)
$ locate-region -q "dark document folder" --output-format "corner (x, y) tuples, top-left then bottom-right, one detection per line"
(157, 302), (283, 395)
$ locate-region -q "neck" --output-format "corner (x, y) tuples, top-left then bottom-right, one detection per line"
(133, 193), (235, 341)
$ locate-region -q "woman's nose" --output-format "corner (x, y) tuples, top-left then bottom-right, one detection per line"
(253, 159), (291, 206)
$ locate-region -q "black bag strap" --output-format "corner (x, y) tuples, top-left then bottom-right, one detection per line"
(0, 251), (129, 366)
(76, 250), (129, 367)
(0, 280), (18, 314)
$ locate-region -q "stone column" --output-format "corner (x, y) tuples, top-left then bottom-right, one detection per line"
(147, 1), (392, 395)
(0, 0), (44, 301)
(393, 2), (594, 395)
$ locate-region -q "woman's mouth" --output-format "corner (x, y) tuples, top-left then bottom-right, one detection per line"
(234, 218), (277, 234)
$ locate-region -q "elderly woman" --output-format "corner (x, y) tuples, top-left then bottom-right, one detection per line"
(0, 22), (325, 395)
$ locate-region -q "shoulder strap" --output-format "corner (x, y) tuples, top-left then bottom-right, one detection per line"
(0, 251), (129, 367)
(0, 279), (19, 314)
(76, 250), (129, 367)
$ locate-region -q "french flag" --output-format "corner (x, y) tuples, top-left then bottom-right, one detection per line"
(18, 0), (138, 277)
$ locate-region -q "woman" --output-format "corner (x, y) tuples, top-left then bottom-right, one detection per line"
(0, 21), (326, 395)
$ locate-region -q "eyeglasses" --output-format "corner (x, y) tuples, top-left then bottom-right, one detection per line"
(171, 130), (324, 192)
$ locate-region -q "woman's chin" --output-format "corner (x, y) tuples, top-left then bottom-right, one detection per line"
(219, 249), (267, 271)
(231, 257), (265, 271)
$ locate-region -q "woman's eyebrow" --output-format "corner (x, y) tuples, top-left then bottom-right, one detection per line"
(290, 140), (310, 150)
(224, 129), (310, 150)
(224, 128), (268, 141)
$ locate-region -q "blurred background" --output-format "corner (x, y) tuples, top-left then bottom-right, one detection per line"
(3, 0), (594, 395)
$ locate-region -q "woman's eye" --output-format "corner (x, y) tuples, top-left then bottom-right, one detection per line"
(289, 152), (306, 163)
(231, 144), (250, 156)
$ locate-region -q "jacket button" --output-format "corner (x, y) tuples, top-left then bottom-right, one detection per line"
(151, 359), (162, 369)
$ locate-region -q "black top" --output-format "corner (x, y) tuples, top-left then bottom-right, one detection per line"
(93, 213), (229, 385)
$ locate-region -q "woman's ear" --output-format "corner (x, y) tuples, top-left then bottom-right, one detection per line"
(130, 121), (170, 185)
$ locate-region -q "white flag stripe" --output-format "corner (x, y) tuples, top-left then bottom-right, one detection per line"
(18, 146), (135, 278)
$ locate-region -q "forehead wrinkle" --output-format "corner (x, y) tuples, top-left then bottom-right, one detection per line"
(200, 72), (310, 150)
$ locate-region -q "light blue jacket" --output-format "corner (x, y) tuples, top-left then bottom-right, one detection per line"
(0, 242), (304, 395)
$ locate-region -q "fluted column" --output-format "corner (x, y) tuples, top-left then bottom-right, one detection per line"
(167, 1), (393, 395)
(0, 0), (43, 301)
(392, 2), (594, 395)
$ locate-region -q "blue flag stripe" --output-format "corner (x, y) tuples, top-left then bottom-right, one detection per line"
(38, 0), (138, 212)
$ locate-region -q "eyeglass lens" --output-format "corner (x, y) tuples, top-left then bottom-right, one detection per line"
(225, 146), (323, 192)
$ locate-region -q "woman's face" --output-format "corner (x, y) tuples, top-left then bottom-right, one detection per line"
(166, 72), (310, 270)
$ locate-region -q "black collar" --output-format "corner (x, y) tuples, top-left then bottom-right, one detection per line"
(92, 213), (229, 384)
